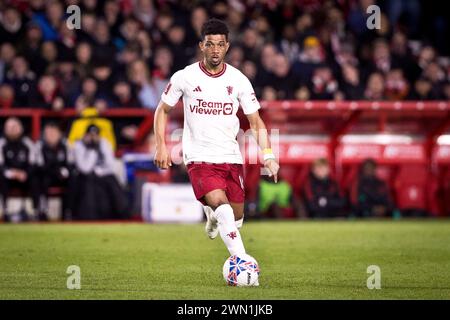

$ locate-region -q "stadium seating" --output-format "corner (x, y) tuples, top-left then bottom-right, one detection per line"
(1, 101), (449, 217)
(394, 164), (428, 213)
(432, 145), (450, 215)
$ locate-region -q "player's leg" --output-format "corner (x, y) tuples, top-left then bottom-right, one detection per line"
(202, 205), (218, 239)
(186, 163), (224, 239)
(227, 184), (259, 286)
(203, 189), (246, 256)
(230, 202), (244, 229)
(226, 164), (246, 230)
(203, 201), (243, 238)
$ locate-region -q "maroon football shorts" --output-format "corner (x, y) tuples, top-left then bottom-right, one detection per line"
(186, 162), (245, 205)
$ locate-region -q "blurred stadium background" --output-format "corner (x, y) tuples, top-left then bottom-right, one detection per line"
(0, 0), (450, 300)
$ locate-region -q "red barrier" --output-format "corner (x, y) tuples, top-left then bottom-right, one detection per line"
(259, 100), (449, 111)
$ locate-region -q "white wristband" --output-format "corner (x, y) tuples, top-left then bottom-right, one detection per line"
(263, 153), (276, 161)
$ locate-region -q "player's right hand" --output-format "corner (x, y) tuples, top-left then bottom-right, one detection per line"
(154, 146), (172, 169)
(264, 159), (280, 183)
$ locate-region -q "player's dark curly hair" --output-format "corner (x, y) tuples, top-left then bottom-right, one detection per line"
(201, 18), (229, 41)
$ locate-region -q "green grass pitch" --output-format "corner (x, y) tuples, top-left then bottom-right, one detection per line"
(0, 220), (449, 299)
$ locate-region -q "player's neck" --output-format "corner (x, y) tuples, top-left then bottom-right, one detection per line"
(201, 59), (225, 75)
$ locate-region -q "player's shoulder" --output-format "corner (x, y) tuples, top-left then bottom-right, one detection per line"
(184, 61), (201, 72)
(224, 63), (250, 82)
(171, 62), (200, 80)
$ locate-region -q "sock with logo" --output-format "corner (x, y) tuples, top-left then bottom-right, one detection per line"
(212, 204), (246, 256)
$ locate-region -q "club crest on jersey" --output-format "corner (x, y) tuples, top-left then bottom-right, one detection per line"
(189, 99), (233, 116)
(226, 86), (233, 95)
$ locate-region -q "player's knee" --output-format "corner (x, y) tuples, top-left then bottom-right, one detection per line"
(204, 189), (229, 211)
(234, 211), (244, 220)
(208, 198), (229, 211)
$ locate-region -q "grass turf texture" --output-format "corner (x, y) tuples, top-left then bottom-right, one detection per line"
(0, 220), (449, 299)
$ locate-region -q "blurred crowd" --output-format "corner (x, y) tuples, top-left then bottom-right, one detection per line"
(0, 0), (449, 112)
(0, 113), (403, 221)
(0, 115), (128, 222)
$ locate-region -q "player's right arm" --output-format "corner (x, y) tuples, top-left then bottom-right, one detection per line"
(153, 101), (173, 169)
(153, 70), (184, 169)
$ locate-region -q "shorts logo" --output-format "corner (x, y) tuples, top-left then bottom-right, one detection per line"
(226, 86), (233, 95)
(227, 231), (237, 240)
(238, 175), (244, 190)
(189, 99), (233, 116)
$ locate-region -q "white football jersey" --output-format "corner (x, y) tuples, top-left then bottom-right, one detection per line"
(161, 61), (260, 164)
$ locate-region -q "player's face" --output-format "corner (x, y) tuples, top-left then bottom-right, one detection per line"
(199, 34), (229, 67)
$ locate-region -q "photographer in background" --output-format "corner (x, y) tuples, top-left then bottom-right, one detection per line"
(72, 124), (128, 220)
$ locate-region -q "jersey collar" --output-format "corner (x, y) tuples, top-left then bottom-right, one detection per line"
(199, 60), (227, 78)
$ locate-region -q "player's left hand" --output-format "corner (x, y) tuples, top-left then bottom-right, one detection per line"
(264, 159), (280, 183)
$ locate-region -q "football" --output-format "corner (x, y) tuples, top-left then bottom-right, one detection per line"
(223, 254), (260, 287)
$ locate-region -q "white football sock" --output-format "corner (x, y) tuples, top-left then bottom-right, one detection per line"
(212, 204), (246, 255)
(235, 217), (243, 229)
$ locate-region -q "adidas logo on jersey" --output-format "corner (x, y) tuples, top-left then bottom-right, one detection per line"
(193, 86), (202, 92)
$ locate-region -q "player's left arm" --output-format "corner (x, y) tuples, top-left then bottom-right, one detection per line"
(246, 111), (280, 183)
